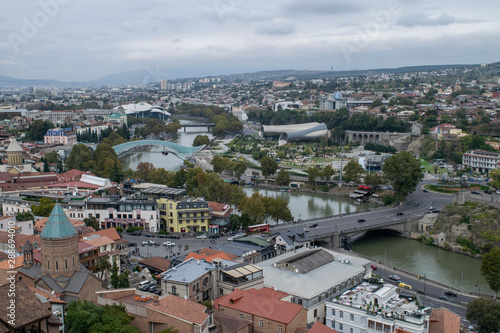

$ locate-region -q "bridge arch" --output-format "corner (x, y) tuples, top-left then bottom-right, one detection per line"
(113, 140), (205, 159)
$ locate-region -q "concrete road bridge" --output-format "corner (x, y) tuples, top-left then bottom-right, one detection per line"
(113, 140), (205, 159)
(180, 123), (215, 132)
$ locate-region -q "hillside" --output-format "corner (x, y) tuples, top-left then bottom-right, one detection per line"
(432, 202), (500, 255)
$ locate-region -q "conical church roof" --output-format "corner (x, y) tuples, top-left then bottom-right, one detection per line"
(6, 137), (23, 152)
(40, 204), (77, 240)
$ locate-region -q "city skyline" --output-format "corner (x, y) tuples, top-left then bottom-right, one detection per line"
(0, 0), (499, 82)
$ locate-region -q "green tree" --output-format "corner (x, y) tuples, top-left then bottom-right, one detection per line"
(44, 150), (60, 164)
(490, 169), (500, 190)
(308, 166), (320, 185)
(92, 256), (112, 280)
(193, 135), (210, 147)
(382, 151), (423, 201)
(66, 144), (95, 171)
(210, 155), (224, 173)
(322, 165), (334, 186)
(31, 197), (54, 217)
(364, 172), (385, 190)
(343, 160), (364, 183)
(275, 168), (290, 185)
(260, 157), (278, 179)
(16, 211), (33, 221)
(239, 192), (267, 224)
(481, 247), (500, 300)
(231, 161), (247, 179)
(43, 159), (49, 172)
(28, 119), (54, 141)
(466, 298), (500, 333)
(266, 197), (293, 224)
(65, 300), (103, 333)
(135, 162), (155, 182)
(84, 217), (99, 230)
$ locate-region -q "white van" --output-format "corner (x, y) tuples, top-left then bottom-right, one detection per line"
(138, 280), (150, 289)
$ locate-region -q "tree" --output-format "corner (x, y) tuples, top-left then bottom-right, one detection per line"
(275, 168), (290, 185)
(16, 211), (33, 221)
(481, 247), (500, 300)
(210, 155), (224, 173)
(322, 165), (334, 186)
(93, 256), (112, 280)
(266, 197), (293, 224)
(28, 119), (53, 141)
(364, 172), (385, 190)
(231, 161), (247, 179)
(43, 159), (49, 172)
(466, 298), (500, 333)
(193, 135), (210, 147)
(84, 217), (99, 230)
(66, 144), (95, 171)
(490, 169), (500, 190)
(308, 166), (320, 185)
(343, 160), (364, 183)
(239, 192), (267, 224)
(382, 151), (423, 201)
(31, 197), (54, 217)
(135, 162), (155, 181)
(260, 157), (278, 179)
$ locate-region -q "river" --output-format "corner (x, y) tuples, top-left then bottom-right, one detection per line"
(119, 119), (491, 295)
(119, 119), (213, 171)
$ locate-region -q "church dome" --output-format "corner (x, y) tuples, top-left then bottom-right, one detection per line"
(40, 204), (78, 240)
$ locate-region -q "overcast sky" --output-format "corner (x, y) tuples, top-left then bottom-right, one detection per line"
(0, 0), (499, 82)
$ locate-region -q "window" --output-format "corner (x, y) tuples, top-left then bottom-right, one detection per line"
(339, 311), (343, 318)
(314, 309), (318, 318)
(47, 261), (49, 269)
(56, 261), (58, 270)
(247, 316), (251, 321)
(331, 309), (335, 316)
(350, 314), (354, 321)
(350, 329), (353, 333)
(331, 321), (335, 329)
(384, 325), (391, 333)
(339, 323), (343, 332)
(171, 286), (177, 295)
(376, 323), (382, 331)
(203, 277), (209, 286)
(96, 214), (100, 218)
(259, 321), (263, 328)
(219, 288), (224, 296)
(240, 315), (243, 319)
(368, 321), (375, 329)
(65, 260), (68, 269)
(278, 325), (282, 333)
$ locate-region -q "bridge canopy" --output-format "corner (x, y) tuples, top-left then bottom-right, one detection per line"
(113, 140), (205, 159)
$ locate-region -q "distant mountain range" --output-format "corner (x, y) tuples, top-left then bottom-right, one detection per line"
(0, 63), (484, 89)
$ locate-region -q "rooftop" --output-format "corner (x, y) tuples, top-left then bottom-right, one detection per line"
(257, 247), (369, 300)
(161, 258), (237, 283)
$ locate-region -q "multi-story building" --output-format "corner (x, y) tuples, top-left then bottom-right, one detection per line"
(160, 258), (264, 302)
(325, 283), (430, 333)
(257, 248), (370, 326)
(44, 128), (77, 145)
(462, 150), (500, 174)
(215, 288), (307, 333)
(85, 197), (159, 232)
(158, 198), (211, 233)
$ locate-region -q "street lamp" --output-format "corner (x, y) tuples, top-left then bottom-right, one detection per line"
(423, 274), (427, 298)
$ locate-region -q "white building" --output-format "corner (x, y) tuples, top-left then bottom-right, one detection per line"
(257, 247), (370, 326)
(462, 150), (500, 174)
(0, 215), (33, 235)
(325, 283), (430, 333)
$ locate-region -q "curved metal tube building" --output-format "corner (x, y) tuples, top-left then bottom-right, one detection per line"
(260, 122), (329, 145)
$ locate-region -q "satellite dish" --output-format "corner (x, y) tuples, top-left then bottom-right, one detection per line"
(295, 268), (299, 274)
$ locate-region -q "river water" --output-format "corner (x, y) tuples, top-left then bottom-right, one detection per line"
(119, 119), (491, 295)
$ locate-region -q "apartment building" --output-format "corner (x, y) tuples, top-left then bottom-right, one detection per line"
(325, 284), (430, 333)
(43, 128), (77, 145)
(158, 198), (211, 233)
(462, 149), (500, 174)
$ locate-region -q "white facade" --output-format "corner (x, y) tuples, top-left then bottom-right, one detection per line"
(325, 285), (430, 333)
(0, 216), (33, 235)
(462, 150), (500, 174)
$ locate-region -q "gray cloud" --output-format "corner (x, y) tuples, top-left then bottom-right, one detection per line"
(398, 12), (455, 27)
(283, 0), (362, 16)
(255, 18), (296, 35)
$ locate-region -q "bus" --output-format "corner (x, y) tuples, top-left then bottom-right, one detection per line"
(247, 224), (270, 233)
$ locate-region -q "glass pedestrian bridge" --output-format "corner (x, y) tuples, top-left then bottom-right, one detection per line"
(113, 140), (205, 159)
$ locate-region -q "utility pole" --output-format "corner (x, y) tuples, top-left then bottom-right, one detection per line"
(339, 141), (344, 187)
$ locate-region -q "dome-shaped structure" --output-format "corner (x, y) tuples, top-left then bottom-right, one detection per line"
(6, 137), (23, 165)
(41, 204), (79, 277)
(333, 91), (343, 100)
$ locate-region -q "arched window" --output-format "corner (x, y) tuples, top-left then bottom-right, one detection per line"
(171, 286), (177, 295)
(56, 261), (58, 270)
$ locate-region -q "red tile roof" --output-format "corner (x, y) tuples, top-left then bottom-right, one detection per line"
(246, 287), (289, 300)
(47, 181), (100, 189)
(146, 295), (208, 325)
(57, 169), (95, 182)
(309, 321), (338, 333)
(216, 289), (304, 324)
(207, 201), (232, 217)
(83, 228), (121, 241)
(139, 256), (171, 272)
(185, 251), (237, 263)
(430, 308), (461, 333)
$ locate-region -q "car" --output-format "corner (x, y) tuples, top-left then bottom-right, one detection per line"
(444, 290), (458, 297)
(163, 241), (172, 246)
(168, 234), (180, 239)
(388, 274), (401, 281)
(148, 284), (158, 292)
(439, 295), (450, 301)
(141, 241), (148, 246)
(471, 191), (480, 195)
(140, 282), (154, 291)
(197, 234), (207, 239)
(357, 219), (366, 222)
(138, 280), (151, 290)
(484, 190), (492, 194)
(423, 189), (429, 193)
(414, 203), (419, 207)
(398, 282), (412, 290)
(396, 212), (403, 216)
(208, 234), (220, 239)
(371, 264), (378, 270)
(432, 210), (440, 213)
(128, 242), (137, 247)
(429, 206), (434, 210)
(145, 234), (154, 237)
(496, 190), (500, 195)
(149, 240), (155, 245)
(310, 223), (318, 228)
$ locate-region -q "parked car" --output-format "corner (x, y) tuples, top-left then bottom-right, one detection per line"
(310, 223), (318, 228)
(163, 241), (172, 246)
(496, 190), (500, 195)
(371, 264), (378, 270)
(141, 241), (148, 246)
(414, 203), (419, 207)
(168, 234), (180, 239)
(484, 190), (492, 194)
(128, 242), (137, 247)
(444, 290), (458, 297)
(423, 189), (429, 193)
(388, 274), (401, 281)
(208, 234), (220, 239)
(138, 280), (151, 290)
(357, 219), (366, 223)
(148, 284), (158, 292)
(471, 191), (480, 195)
(197, 234), (207, 239)
(140, 282), (154, 291)
(145, 234), (154, 238)
(396, 212), (403, 216)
